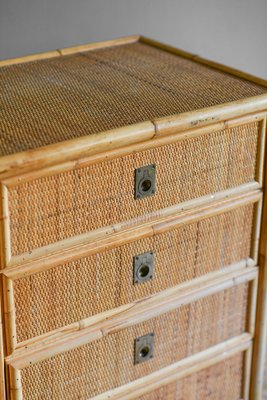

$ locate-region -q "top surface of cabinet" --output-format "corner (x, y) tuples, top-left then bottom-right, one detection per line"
(0, 35), (267, 157)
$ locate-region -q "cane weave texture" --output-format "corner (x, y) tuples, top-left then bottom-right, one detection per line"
(9, 122), (259, 256)
(139, 352), (244, 400)
(20, 283), (248, 399)
(0, 41), (266, 156)
(14, 203), (255, 342)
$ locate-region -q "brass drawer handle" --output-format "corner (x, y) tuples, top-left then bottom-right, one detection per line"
(133, 252), (154, 284)
(134, 333), (154, 364)
(135, 164), (156, 199)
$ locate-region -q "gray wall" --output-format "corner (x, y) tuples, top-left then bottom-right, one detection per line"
(1, 0), (267, 78)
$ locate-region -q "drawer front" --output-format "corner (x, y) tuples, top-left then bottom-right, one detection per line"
(138, 352), (245, 400)
(19, 283), (248, 399)
(13, 201), (255, 342)
(8, 121), (260, 256)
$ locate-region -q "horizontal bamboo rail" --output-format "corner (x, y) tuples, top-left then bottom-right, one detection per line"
(92, 334), (252, 400)
(251, 119), (267, 399)
(0, 35), (140, 67)
(2, 112), (265, 185)
(141, 36), (267, 88)
(153, 101), (267, 137)
(6, 263), (257, 369)
(0, 109), (266, 182)
(3, 189), (262, 280)
(0, 122), (155, 180)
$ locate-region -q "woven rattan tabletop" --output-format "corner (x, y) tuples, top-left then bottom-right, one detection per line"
(0, 36), (266, 157)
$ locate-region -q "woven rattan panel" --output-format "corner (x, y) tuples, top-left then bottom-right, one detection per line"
(9, 122), (259, 256)
(14, 203), (254, 342)
(139, 352), (244, 400)
(20, 283), (248, 400)
(0, 42), (266, 156)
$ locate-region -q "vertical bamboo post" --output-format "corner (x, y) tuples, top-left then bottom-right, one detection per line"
(244, 345), (253, 400)
(0, 278), (6, 400)
(251, 198), (263, 263)
(0, 184), (22, 399)
(251, 119), (267, 399)
(0, 183), (9, 399)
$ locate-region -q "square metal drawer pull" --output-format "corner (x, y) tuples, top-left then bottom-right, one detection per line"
(133, 252), (154, 284)
(135, 164), (156, 199)
(134, 333), (154, 364)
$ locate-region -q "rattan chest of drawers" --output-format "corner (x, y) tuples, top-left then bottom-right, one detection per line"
(0, 35), (267, 400)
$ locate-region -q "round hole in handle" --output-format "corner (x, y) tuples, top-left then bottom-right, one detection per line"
(139, 345), (150, 359)
(140, 179), (152, 193)
(137, 265), (150, 279)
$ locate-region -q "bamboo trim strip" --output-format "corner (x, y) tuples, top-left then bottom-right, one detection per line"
(3, 113), (266, 186)
(0, 122), (155, 180)
(2, 277), (21, 400)
(0, 106), (266, 181)
(248, 118), (267, 400)
(0, 185), (11, 268)
(0, 35), (140, 67)
(244, 345), (253, 400)
(0, 184), (9, 397)
(0, 50), (60, 68)
(2, 278), (16, 354)
(91, 334), (252, 400)
(251, 198), (263, 262)
(248, 275), (259, 337)
(153, 98), (267, 137)
(251, 117), (267, 399)
(58, 35), (140, 55)
(1, 33), (266, 88)
(0, 183), (20, 395)
(1, 33), (265, 88)
(0, 278), (6, 400)
(3, 189), (262, 280)
(9, 366), (22, 400)
(6, 264), (257, 370)
(256, 117), (267, 186)
(0, 121), (229, 186)
(140, 36), (267, 88)
(14, 258), (256, 350)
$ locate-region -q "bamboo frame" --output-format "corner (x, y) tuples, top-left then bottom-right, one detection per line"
(0, 35), (140, 68)
(251, 198), (263, 262)
(1, 121), (227, 186)
(0, 184), (11, 398)
(5, 264), (257, 370)
(0, 113), (265, 188)
(256, 117), (267, 187)
(0, 184), (19, 398)
(0, 185), (11, 268)
(17, 257), (254, 351)
(0, 278), (6, 400)
(248, 274), (259, 337)
(90, 335), (252, 400)
(1, 33), (267, 90)
(2, 189), (261, 280)
(251, 115), (267, 399)
(0, 113), (264, 281)
(140, 36), (267, 89)
(2, 276), (21, 400)
(0, 33), (266, 181)
(244, 345), (253, 400)
(0, 107), (266, 182)
(0, 35), (267, 399)
(1, 113), (265, 186)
